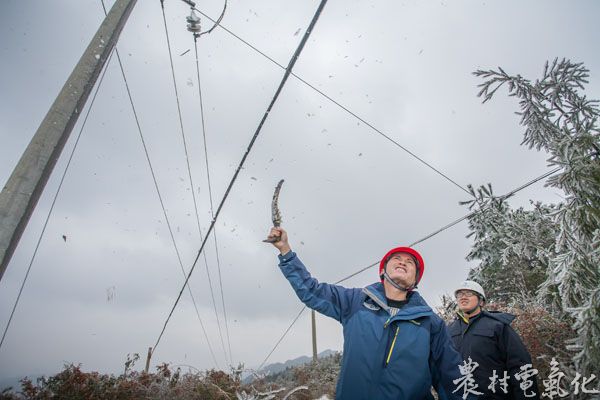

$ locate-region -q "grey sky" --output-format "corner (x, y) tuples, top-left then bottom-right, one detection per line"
(1, 0), (599, 383)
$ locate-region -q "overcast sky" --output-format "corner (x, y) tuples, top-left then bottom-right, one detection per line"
(1, 0), (599, 384)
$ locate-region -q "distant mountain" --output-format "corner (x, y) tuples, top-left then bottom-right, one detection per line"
(244, 349), (337, 383)
(0, 376), (27, 392)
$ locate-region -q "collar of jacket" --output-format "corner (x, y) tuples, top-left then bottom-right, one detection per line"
(456, 308), (473, 324)
(362, 282), (433, 321)
(456, 308), (482, 325)
(455, 309), (516, 325)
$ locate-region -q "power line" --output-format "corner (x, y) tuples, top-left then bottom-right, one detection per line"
(103, 0), (222, 369)
(113, 42), (221, 369)
(159, 0), (229, 365)
(151, 0), (331, 357)
(499, 166), (561, 201)
(331, 213), (476, 286)
(192, 34), (233, 365)
(197, 0), (227, 36)
(256, 166), (562, 367)
(193, 7), (471, 196)
(0, 50), (115, 351)
(257, 305), (306, 371)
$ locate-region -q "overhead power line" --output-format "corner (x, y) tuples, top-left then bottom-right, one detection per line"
(193, 8), (471, 196)
(150, 0), (331, 357)
(0, 50), (116, 352)
(115, 42), (221, 369)
(159, 0), (230, 366)
(256, 166), (562, 367)
(257, 305), (306, 371)
(498, 167), (561, 201)
(192, 34), (233, 365)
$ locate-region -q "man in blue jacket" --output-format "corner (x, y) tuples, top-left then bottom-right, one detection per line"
(447, 281), (539, 399)
(267, 227), (467, 400)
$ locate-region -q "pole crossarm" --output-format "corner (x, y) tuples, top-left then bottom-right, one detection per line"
(0, 0), (138, 280)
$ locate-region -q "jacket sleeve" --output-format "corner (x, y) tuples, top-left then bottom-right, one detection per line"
(430, 317), (476, 400)
(502, 324), (540, 400)
(278, 251), (356, 323)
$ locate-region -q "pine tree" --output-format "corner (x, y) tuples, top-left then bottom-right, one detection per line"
(461, 185), (557, 306)
(471, 59), (600, 376)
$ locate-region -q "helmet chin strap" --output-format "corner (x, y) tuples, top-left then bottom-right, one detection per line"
(382, 271), (417, 292)
(463, 298), (482, 315)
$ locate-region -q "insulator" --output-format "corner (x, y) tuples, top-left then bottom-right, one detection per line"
(186, 9), (201, 33)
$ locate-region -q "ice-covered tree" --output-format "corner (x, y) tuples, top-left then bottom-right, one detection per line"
(469, 59), (600, 376)
(461, 185), (558, 306)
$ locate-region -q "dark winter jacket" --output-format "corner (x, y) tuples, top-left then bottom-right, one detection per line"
(448, 310), (539, 399)
(278, 251), (467, 400)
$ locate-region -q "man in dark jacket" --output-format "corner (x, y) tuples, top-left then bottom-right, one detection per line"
(447, 280), (539, 399)
(267, 226), (468, 400)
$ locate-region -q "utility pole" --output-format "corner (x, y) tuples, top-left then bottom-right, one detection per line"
(144, 346), (152, 373)
(0, 0), (138, 281)
(311, 309), (318, 362)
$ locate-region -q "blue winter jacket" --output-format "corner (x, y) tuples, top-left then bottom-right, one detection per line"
(278, 251), (467, 400)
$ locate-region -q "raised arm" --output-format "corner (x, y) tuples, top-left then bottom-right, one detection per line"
(267, 227), (357, 323)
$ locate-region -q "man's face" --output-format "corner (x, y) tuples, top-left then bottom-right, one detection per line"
(385, 252), (417, 287)
(455, 290), (480, 312)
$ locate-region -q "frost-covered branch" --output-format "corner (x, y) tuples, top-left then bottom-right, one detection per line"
(469, 58), (600, 376)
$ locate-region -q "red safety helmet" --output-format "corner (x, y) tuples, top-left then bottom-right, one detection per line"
(379, 247), (425, 285)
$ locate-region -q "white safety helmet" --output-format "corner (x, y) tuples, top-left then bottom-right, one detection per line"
(454, 280), (486, 301)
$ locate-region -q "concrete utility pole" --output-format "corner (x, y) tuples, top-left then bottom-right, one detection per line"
(0, 0), (137, 281)
(311, 309), (318, 362)
(144, 346), (152, 374)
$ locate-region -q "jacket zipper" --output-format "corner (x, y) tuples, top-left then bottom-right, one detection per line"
(362, 288), (423, 368)
(385, 326), (400, 366)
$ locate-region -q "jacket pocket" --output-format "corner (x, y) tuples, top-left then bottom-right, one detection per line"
(469, 328), (501, 357)
(471, 328), (495, 338)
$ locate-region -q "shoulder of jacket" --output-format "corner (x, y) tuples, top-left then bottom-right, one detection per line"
(447, 319), (462, 335)
(428, 312), (443, 324)
(447, 318), (460, 328)
(483, 310), (516, 325)
(423, 313), (446, 335)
